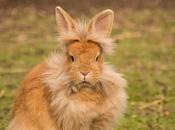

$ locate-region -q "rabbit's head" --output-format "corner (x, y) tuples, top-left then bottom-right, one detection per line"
(55, 7), (115, 90)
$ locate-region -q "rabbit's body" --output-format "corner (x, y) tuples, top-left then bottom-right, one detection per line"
(8, 7), (127, 130)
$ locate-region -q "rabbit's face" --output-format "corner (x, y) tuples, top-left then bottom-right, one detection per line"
(55, 7), (114, 89)
(67, 41), (103, 86)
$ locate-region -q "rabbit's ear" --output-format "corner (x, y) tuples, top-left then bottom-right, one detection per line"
(55, 6), (77, 34)
(88, 9), (114, 37)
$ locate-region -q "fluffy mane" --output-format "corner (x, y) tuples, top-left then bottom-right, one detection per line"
(42, 51), (127, 129)
(43, 51), (127, 97)
(58, 21), (115, 54)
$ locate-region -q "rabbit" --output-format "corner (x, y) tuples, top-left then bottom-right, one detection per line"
(7, 6), (127, 130)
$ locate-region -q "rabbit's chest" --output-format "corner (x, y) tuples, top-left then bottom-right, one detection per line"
(51, 90), (106, 130)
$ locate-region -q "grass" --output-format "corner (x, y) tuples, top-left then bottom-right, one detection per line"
(0, 8), (175, 130)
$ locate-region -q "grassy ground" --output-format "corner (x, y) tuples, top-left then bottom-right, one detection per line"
(0, 8), (175, 130)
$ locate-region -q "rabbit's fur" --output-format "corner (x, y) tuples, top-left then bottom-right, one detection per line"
(8, 7), (127, 130)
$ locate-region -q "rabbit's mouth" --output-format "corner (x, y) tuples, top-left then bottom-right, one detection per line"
(66, 81), (93, 96)
(76, 81), (92, 88)
(66, 81), (106, 96)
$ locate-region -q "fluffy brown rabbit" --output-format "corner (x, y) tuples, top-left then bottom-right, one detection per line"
(7, 7), (127, 130)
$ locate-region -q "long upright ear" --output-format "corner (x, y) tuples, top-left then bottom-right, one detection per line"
(88, 9), (114, 37)
(55, 6), (77, 34)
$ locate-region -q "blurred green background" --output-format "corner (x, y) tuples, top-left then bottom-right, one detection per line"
(0, 0), (175, 130)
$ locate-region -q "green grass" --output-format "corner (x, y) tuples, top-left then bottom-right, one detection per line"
(0, 8), (175, 130)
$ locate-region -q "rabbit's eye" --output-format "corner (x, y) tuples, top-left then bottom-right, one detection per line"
(70, 55), (75, 62)
(95, 55), (100, 61)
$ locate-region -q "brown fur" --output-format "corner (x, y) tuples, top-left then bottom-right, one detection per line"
(9, 63), (58, 130)
(8, 7), (127, 130)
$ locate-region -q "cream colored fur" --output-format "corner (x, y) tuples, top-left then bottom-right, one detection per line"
(43, 52), (127, 130)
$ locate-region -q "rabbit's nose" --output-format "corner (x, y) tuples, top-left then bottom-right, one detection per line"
(80, 71), (89, 77)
